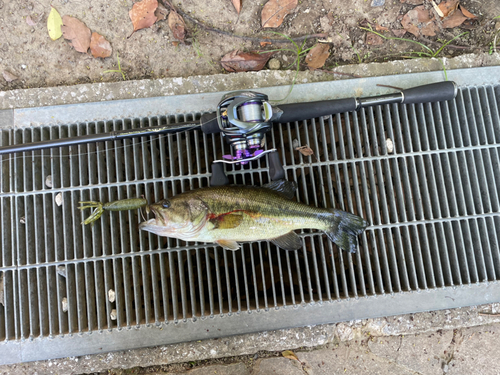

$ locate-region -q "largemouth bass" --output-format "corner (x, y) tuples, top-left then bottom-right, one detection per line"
(139, 180), (368, 253)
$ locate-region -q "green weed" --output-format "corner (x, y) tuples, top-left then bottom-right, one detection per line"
(260, 31), (316, 102)
(103, 52), (126, 81)
(361, 26), (468, 80)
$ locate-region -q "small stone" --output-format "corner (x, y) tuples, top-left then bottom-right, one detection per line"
(108, 289), (116, 303)
(21, 64), (27, 70)
(57, 266), (67, 277)
(62, 297), (68, 312)
(268, 58), (281, 70)
(495, 21), (500, 31)
(20, 216), (26, 224)
(55, 193), (63, 206)
(45, 175), (53, 188)
(386, 138), (394, 153)
(110, 309), (117, 320)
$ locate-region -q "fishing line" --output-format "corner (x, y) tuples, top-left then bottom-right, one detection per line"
(0, 114), (227, 164)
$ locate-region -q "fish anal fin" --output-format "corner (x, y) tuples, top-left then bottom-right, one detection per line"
(216, 239), (240, 251)
(210, 211), (244, 229)
(263, 179), (297, 200)
(271, 231), (302, 251)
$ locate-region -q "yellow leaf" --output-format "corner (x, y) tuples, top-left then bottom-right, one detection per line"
(47, 6), (63, 41)
(282, 350), (299, 361)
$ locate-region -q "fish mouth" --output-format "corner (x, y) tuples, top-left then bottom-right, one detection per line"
(139, 218), (158, 231)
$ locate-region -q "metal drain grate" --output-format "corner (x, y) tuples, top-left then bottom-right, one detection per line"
(1, 78), (500, 364)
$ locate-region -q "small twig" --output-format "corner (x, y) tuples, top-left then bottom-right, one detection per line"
(418, 36), (470, 50)
(161, 0), (326, 43)
(376, 84), (404, 91)
(478, 312), (500, 317)
(316, 69), (362, 78)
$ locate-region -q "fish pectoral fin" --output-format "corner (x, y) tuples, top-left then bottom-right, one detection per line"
(210, 212), (244, 229)
(271, 231), (302, 251)
(215, 239), (240, 251)
(263, 179), (297, 200)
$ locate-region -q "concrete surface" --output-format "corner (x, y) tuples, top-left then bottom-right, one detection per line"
(1, 303), (499, 374)
(1, 52), (500, 110)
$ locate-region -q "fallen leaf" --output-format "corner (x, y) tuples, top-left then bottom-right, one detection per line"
(401, 5), (437, 37)
(437, 0), (459, 18)
(61, 16), (91, 53)
(2, 70), (18, 82)
(375, 24), (389, 32)
(220, 50), (274, 72)
(261, 0), (298, 28)
(155, 3), (169, 21)
(231, 0), (241, 14)
(168, 11), (186, 41)
(366, 33), (384, 45)
(441, 8), (467, 28)
(129, 0), (158, 33)
(47, 6), (63, 41)
(282, 350), (299, 361)
(305, 43), (330, 70)
(459, 5), (477, 19)
(90, 32), (112, 58)
(295, 145), (315, 156)
(391, 29), (407, 37)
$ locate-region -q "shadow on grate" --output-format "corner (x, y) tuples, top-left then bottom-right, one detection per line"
(0, 84), (499, 362)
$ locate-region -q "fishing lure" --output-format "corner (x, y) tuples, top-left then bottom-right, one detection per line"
(78, 198), (148, 225)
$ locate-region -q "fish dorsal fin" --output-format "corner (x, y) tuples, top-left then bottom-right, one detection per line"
(210, 211), (244, 229)
(216, 239), (240, 250)
(262, 179), (297, 200)
(271, 231), (302, 251)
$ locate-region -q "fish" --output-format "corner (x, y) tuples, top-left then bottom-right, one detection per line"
(139, 180), (368, 253)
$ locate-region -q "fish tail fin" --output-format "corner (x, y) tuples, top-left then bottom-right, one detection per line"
(325, 209), (368, 253)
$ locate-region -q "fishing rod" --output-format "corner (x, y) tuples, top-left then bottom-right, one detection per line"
(0, 81), (457, 165)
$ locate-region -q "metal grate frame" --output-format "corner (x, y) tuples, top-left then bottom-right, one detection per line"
(1, 70), (500, 364)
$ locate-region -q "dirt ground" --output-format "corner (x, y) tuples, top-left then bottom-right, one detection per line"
(0, 0), (499, 92)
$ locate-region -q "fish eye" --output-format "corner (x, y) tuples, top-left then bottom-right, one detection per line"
(162, 200), (171, 209)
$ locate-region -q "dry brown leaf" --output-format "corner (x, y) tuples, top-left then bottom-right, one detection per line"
(2, 70), (18, 82)
(129, 0), (158, 33)
(155, 4), (169, 21)
(61, 16), (91, 53)
(366, 33), (384, 45)
(305, 43), (330, 70)
(295, 145), (315, 156)
(437, 0), (459, 18)
(231, 0), (242, 14)
(459, 5), (477, 19)
(90, 32), (112, 58)
(401, 5), (437, 37)
(168, 11), (186, 41)
(441, 8), (467, 28)
(391, 29), (407, 37)
(282, 350), (299, 361)
(261, 0), (298, 28)
(221, 50), (274, 72)
(375, 24), (389, 32)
